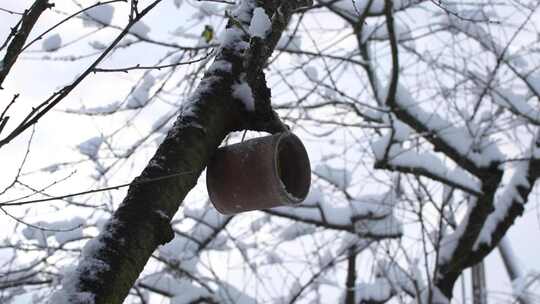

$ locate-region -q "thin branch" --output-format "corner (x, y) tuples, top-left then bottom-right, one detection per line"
(92, 51), (214, 73)
(1, 170), (195, 207)
(0, 0), (52, 88)
(0, 0), (162, 150)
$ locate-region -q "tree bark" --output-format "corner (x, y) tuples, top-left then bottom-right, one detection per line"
(50, 1), (313, 303)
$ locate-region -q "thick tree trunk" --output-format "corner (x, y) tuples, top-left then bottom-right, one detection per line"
(50, 1), (313, 303)
(66, 86), (237, 304)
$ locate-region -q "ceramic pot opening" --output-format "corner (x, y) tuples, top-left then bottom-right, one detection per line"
(275, 133), (311, 202)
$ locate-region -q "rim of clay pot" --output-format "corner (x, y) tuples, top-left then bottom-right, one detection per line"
(273, 132), (311, 204)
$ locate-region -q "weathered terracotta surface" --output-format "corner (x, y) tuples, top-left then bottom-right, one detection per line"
(207, 132), (311, 214)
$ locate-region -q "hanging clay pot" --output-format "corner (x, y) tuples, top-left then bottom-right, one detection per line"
(206, 132), (311, 215)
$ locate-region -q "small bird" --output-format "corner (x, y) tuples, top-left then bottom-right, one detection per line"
(201, 25), (214, 43)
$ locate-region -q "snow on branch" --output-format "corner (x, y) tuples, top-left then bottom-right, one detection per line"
(490, 86), (540, 124)
(389, 84), (504, 173)
(473, 135), (540, 250)
(439, 9), (506, 56)
(138, 272), (211, 303)
(268, 187), (402, 239)
(437, 200), (476, 264)
(434, 132), (540, 298)
(356, 260), (424, 303)
(320, 0), (419, 21)
(469, 70), (540, 125)
(371, 116), (482, 195)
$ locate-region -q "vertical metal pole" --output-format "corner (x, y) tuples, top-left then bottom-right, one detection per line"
(471, 261), (487, 304)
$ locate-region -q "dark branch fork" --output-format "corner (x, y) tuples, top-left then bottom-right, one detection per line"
(378, 0), (538, 300)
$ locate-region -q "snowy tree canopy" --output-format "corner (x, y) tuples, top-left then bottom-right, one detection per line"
(0, 0), (539, 303)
